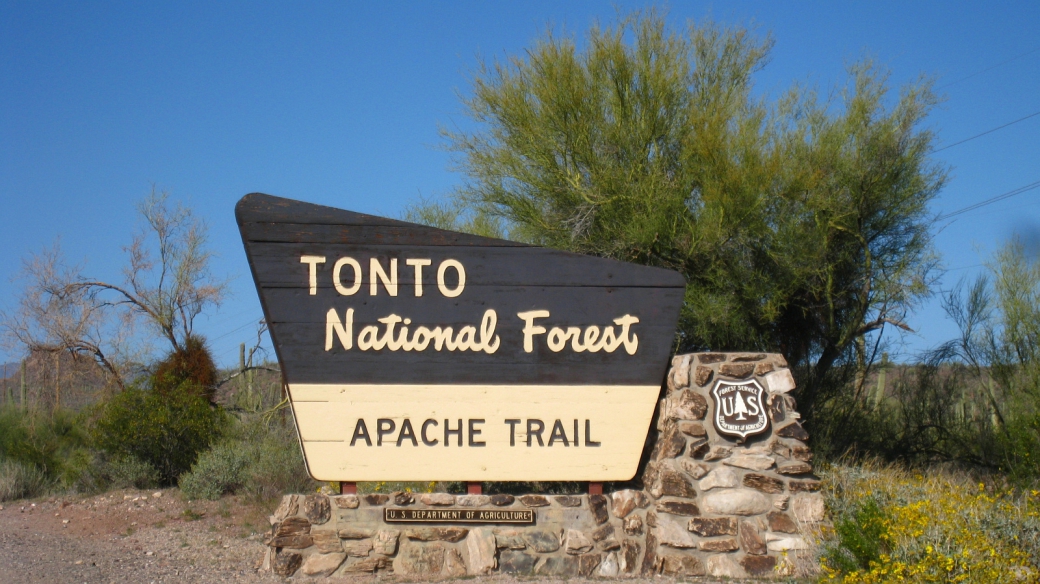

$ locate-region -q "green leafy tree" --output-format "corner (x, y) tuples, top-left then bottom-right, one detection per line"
(421, 10), (946, 427)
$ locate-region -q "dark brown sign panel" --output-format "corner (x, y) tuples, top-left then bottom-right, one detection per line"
(236, 193), (686, 481)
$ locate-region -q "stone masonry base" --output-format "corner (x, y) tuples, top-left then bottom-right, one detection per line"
(262, 352), (824, 579)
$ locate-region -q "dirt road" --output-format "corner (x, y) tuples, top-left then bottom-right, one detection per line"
(0, 490), (740, 583)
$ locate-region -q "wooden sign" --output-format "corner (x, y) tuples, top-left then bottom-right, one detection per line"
(236, 193), (685, 481)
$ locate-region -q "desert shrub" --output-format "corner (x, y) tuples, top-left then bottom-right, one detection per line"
(179, 440), (252, 500)
(0, 458), (48, 501)
(93, 385), (224, 485)
(151, 335), (218, 402)
(178, 417), (316, 501)
(104, 455), (160, 489)
(0, 405), (95, 492)
(819, 462), (1040, 582)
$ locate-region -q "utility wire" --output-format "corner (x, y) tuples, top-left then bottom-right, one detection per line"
(931, 109), (1040, 153)
(937, 46), (1040, 90)
(937, 179), (1040, 221)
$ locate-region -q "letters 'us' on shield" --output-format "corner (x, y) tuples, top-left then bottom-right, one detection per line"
(236, 193), (685, 481)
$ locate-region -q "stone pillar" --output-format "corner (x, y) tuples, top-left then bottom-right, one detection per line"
(640, 352), (824, 578)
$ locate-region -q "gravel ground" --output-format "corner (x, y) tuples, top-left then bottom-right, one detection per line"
(0, 490), (748, 584)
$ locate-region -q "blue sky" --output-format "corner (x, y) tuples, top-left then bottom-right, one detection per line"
(2, 1), (1039, 367)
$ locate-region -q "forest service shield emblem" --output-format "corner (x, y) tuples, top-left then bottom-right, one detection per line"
(710, 379), (769, 441)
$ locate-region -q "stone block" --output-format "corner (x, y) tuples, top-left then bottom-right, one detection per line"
(697, 352), (727, 364)
(598, 551), (620, 576)
(565, 529), (594, 554)
(705, 553), (747, 578)
(495, 529), (526, 549)
(767, 510), (799, 533)
(778, 461), (813, 475)
(654, 422), (687, 460)
(373, 530), (399, 555)
(776, 421), (810, 441)
(598, 537), (620, 551)
(578, 553), (602, 577)
(267, 535), (312, 548)
(688, 517), (737, 537)
(678, 421), (707, 436)
(554, 495), (581, 507)
(770, 439), (792, 458)
(302, 494), (331, 524)
(338, 527), (375, 539)
(702, 489), (771, 515)
(720, 362), (755, 378)
(769, 393), (786, 422)
(741, 554), (777, 576)
(789, 479), (822, 492)
(699, 467), (739, 490)
(342, 554), (390, 573)
(766, 535), (809, 551)
(688, 438), (711, 458)
(589, 493), (610, 523)
(763, 368), (797, 393)
(672, 355), (691, 389)
(490, 493), (515, 506)
(273, 551), (302, 576)
(444, 548), (467, 577)
(419, 493), (454, 506)
(755, 361), (775, 375)
(273, 516), (310, 537)
(743, 473), (785, 493)
(310, 529), (343, 553)
(301, 552), (346, 577)
(466, 527), (497, 575)
(332, 494), (359, 509)
(343, 539), (373, 557)
(792, 445), (813, 462)
(703, 446), (732, 461)
(656, 468), (697, 498)
(518, 494), (550, 507)
(395, 542), (446, 575)
(656, 500), (700, 516)
(656, 516), (696, 549)
(405, 526), (469, 542)
(740, 520), (767, 555)
(669, 389), (708, 420)
(499, 550), (537, 574)
(774, 494), (790, 510)
(393, 491), (414, 506)
(723, 454), (776, 471)
(535, 555), (579, 576)
(698, 537), (739, 552)
(457, 494), (490, 506)
(273, 494), (298, 520)
(591, 523), (614, 542)
(678, 459), (710, 479)
(659, 554), (704, 576)
(611, 489), (646, 518)
(362, 494), (389, 506)
(522, 529), (560, 553)
(623, 514), (643, 535)
(619, 539), (640, 573)
(694, 365), (714, 387)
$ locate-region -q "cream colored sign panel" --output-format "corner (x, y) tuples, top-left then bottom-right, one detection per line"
(290, 384), (660, 481)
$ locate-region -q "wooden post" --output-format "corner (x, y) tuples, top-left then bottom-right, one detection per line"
(467, 482), (483, 495)
(340, 482), (357, 495)
(588, 482), (603, 495)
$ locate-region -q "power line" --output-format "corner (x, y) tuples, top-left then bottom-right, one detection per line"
(937, 46), (1040, 90)
(931, 109), (1040, 153)
(937, 179), (1040, 221)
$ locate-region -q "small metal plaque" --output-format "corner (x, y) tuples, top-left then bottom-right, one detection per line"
(710, 379), (770, 441)
(384, 507), (534, 524)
